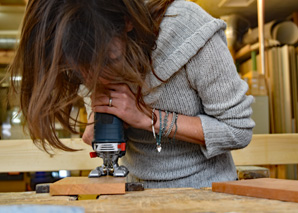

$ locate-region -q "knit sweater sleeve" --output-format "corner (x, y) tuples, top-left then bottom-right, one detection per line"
(186, 30), (255, 159)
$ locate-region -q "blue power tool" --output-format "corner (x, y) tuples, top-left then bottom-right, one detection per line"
(88, 113), (129, 178)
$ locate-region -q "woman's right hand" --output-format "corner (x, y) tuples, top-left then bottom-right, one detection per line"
(82, 112), (94, 146)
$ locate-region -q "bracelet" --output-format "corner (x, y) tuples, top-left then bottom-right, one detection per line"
(151, 108), (156, 139)
(164, 112), (176, 138)
(162, 111), (169, 136)
(155, 110), (178, 151)
(156, 109), (163, 152)
(172, 113), (178, 142)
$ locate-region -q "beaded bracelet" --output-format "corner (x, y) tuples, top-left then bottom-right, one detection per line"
(171, 113), (179, 142)
(153, 109), (178, 152)
(164, 112), (176, 138)
(162, 111), (169, 136)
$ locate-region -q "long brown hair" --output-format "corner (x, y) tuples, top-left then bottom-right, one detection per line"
(9, 0), (174, 152)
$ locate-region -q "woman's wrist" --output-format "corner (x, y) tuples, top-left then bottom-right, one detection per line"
(151, 109), (176, 138)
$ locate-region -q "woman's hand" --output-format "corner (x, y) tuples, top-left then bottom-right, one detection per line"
(84, 83), (205, 146)
(82, 112), (94, 145)
(91, 84), (152, 131)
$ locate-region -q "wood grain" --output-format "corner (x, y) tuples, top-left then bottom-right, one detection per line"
(50, 176), (126, 195)
(2, 188), (298, 212)
(212, 178), (298, 203)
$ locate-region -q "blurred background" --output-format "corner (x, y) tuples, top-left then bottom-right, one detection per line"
(0, 0), (87, 192)
(0, 0), (297, 191)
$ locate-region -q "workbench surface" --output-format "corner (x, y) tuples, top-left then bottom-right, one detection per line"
(0, 188), (298, 212)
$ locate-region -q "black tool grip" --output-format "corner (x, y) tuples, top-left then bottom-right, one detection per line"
(93, 113), (126, 143)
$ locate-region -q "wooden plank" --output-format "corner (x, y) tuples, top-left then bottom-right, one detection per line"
(0, 139), (101, 172)
(0, 134), (298, 173)
(280, 45), (293, 133)
(262, 165), (277, 178)
(232, 133), (298, 165)
(271, 47), (283, 133)
(212, 178), (298, 203)
(267, 47), (276, 133)
(289, 46), (298, 133)
(50, 176), (126, 195)
(277, 165), (287, 179)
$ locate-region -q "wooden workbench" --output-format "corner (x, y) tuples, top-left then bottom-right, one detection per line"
(0, 188), (298, 212)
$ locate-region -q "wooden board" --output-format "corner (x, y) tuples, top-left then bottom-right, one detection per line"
(1, 134), (298, 173)
(0, 139), (101, 172)
(231, 133), (298, 165)
(2, 188), (298, 212)
(212, 178), (298, 203)
(50, 176), (126, 195)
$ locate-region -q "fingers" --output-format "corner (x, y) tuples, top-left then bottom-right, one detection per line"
(91, 95), (110, 107)
(89, 83), (151, 130)
(92, 83), (130, 99)
(105, 84), (135, 99)
(82, 123), (94, 146)
(91, 83), (138, 123)
(82, 113), (94, 146)
(92, 84), (134, 108)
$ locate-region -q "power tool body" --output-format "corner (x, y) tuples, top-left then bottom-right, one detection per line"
(88, 113), (129, 178)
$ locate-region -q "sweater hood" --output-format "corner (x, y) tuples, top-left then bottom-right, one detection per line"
(143, 0), (227, 104)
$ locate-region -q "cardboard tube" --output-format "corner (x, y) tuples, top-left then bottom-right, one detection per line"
(272, 21), (298, 44)
(243, 20), (298, 45)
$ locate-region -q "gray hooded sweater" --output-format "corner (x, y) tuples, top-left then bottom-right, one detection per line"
(122, 0), (255, 188)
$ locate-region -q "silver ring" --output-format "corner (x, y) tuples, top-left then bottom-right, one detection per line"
(109, 98), (112, 107)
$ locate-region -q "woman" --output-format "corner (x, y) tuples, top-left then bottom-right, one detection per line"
(9, 0), (255, 188)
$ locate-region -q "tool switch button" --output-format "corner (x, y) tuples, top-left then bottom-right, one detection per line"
(89, 152), (97, 158)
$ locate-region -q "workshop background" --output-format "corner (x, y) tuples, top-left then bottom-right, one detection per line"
(0, 0), (298, 192)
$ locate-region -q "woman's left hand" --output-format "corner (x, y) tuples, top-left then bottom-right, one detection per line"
(91, 84), (151, 131)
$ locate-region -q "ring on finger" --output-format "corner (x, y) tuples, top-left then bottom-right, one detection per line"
(109, 98), (113, 107)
